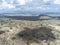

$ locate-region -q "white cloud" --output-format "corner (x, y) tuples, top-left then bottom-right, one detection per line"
(43, 0), (50, 3)
(26, 0), (32, 2)
(53, 0), (60, 4)
(35, 6), (46, 10)
(30, 0), (32, 2)
(17, 0), (26, 5)
(0, 0), (15, 9)
(3, 0), (14, 4)
(10, 0), (14, 4)
(0, 0), (60, 13)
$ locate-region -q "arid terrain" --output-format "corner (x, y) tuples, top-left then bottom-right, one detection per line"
(0, 15), (60, 45)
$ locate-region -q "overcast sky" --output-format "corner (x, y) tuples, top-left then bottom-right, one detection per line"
(0, 0), (60, 14)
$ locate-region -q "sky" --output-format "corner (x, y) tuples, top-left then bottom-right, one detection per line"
(0, 0), (60, 14)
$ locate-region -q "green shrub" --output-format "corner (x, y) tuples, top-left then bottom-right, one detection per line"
(17, 27), (56, 45)
(0, 30), (5, 34)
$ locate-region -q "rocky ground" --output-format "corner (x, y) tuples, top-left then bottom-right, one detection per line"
(0, 19), (60, 45)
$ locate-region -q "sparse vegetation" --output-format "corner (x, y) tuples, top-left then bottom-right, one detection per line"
(17, 27), (56, 45)
(10, 27), (13, 29)
(0, 30), (5, 34)
(0, 19), (59, 45)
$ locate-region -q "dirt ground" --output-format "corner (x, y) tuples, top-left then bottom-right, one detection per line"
(0, 19), (60, 45)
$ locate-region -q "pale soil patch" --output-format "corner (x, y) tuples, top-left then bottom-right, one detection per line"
(0, 20), (60, 45)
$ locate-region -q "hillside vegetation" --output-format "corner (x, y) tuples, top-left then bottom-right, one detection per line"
(0, 19), (60, 45)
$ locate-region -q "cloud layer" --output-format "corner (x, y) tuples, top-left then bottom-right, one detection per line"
(0, 0), (60, 13)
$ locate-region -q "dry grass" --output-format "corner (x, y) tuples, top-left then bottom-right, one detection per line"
(0, 19), (59, 45)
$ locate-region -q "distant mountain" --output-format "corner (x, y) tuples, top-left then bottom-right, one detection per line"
(3, 14), (53, 21)
(0, 14), (60, 20)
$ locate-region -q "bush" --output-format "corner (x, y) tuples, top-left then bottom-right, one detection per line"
(0, 30), (5, 34)
(17, 27), (56, 45)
